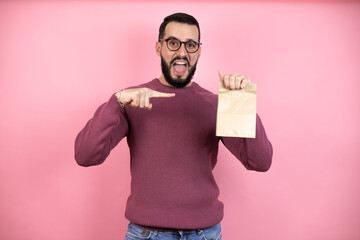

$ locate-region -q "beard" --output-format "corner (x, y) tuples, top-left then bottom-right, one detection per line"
(161, 55), (198, 88)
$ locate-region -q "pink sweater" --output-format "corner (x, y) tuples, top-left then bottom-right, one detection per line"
(75, 79), (272, 229)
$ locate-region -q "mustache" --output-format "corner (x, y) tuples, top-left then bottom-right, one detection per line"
(170, 56), (190, 66)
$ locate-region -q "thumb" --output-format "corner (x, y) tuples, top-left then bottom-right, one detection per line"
(218, 70), (224, 83)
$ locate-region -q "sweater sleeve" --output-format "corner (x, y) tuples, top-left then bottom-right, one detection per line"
(74, 94), (129, 167)
(220, 114), (273, 172)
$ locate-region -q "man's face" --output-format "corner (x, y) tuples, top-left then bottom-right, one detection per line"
(156, 22), (201, 88)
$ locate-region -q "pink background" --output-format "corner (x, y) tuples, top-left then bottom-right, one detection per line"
(1, 0), (359, 239)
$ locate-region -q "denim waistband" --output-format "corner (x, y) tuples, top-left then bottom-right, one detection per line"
(128, 222), (221, 238)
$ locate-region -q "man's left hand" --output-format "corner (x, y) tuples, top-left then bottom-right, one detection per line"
(218, 71), (251, 90)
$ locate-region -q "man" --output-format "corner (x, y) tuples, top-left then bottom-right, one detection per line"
(75, 13), (272, 240)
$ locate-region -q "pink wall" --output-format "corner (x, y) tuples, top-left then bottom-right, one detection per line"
(1, 1), (359, 239)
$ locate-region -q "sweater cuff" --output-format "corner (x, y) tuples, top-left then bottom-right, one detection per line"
(108, 93), (125, 114)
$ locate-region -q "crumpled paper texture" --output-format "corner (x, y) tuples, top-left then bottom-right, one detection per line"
(216, 82), (257, 138)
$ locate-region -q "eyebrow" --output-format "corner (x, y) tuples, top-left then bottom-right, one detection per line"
(167, 36), (197, 42)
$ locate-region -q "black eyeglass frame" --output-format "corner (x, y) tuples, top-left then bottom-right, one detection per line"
(159, 37), (202, 53)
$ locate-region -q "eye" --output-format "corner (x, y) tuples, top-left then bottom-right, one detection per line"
(168, 39), (180, 48)
(186, 41), (197, 49)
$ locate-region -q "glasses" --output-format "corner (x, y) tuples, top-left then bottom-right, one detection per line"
(159, 37), (202, 53)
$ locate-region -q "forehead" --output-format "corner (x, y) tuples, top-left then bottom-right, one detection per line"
(164, 22), (199, 41)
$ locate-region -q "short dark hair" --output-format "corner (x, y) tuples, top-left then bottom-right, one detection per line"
(158, 13), (200, 42)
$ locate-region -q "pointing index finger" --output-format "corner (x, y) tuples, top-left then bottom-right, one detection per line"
(149, 90), (176, 98)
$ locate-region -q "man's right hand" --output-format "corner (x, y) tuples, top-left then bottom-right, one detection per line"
(115, 88), (175, 110)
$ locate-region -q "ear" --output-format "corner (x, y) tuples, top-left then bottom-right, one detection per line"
(155, 41), (161, 56)
(198, 46), (201, 58)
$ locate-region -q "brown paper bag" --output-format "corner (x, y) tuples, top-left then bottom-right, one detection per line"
(216, 83), (257, 138)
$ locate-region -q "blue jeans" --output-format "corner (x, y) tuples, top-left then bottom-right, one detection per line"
(124, 222), (221, 240)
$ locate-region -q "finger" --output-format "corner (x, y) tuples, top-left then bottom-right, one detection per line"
(229, 75), (235, 90)
(149, 90), (175, 98)
(218, 70), (224, 83)
(147, 103), (153, 110)
(236, 75), (245, 89)
(144, 91), (150, 108)
(131, 93), (140, 107)
(139, 90), (145, 108)
(241, 77), (250, 89)
(223, 75), (230, 89)
(235, 76), (241, 89)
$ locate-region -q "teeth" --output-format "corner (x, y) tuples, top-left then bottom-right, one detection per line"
(174, 62), (186, 65)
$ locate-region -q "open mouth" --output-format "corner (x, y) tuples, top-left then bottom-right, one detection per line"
(172, 60), (188, 76)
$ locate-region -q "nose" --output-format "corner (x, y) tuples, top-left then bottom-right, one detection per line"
(177, 43), (187, 57)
